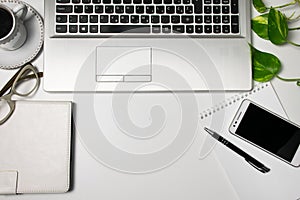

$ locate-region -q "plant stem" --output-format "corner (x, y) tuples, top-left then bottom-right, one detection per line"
(276, 75), (300, 82)
(267, 0), (298, 9)
(289, 26), (300, 31)
(287, 40), (300, 47)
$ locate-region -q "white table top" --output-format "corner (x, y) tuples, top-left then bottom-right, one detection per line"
(1, 0), (300, 199)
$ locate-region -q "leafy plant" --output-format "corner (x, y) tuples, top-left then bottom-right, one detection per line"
(251, 0), (300, 86)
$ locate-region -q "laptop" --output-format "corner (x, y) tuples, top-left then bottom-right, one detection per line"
(44, 0), (252, 92)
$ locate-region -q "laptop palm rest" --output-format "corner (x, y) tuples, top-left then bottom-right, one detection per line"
(96, 46), (152, 82)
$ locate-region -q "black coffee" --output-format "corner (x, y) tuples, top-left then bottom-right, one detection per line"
(0, 7), (14, 39)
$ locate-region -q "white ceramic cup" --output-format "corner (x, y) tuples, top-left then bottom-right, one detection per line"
(0, 4), (28, 51)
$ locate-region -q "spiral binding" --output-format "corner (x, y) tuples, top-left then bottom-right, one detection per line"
(199, 83), (270, 120)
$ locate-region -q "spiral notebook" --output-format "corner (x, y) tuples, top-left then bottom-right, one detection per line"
(198, 82), (300, 199)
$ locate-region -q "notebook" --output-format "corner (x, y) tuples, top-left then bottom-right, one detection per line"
(198, 82), (300, 199)
(0, 101), (72, 194)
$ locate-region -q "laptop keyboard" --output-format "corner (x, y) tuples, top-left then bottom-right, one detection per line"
(55, 0), (240, 36)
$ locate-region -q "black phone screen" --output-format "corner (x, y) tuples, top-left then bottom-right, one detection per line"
(236, 103), (300, 162)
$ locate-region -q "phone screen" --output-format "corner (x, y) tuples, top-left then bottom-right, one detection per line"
(235, 103), (300, 163)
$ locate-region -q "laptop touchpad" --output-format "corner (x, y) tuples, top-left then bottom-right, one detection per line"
(96, 46), (152, 82)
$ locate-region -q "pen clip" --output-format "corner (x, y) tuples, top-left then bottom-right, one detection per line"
(245, 158), (270, 173)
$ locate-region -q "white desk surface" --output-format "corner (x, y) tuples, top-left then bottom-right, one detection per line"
(1, 0), (300, 199)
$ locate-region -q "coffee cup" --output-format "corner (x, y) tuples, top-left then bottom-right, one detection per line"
(0, 3), (28, 51)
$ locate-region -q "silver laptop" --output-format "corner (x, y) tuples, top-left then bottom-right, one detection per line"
(44, 0), (251, 92)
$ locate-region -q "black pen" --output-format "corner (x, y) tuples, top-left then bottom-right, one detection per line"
(204, 127), (270, 173)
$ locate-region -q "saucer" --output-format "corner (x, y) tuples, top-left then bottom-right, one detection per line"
(0, 0), (44, 70)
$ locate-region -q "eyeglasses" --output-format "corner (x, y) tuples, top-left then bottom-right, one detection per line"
(0, 63), (43, 125)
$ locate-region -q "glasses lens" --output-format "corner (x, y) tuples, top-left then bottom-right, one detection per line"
(0, 99), (11, 123)
(13, 68), (39, 96)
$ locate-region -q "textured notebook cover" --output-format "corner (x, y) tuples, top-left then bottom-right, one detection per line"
(0, 101), (72, 194)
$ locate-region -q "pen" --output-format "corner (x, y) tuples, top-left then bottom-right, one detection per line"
(204, 127), (270, 173)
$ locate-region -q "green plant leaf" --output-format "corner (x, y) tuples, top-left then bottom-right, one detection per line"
(251, 45), (281, 82)
(252, 14), (269, 40)
(268, 8), (289, 45)
(253, 0), (268, 13)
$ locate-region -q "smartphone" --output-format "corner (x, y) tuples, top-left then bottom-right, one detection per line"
(229, 99), (300, 167)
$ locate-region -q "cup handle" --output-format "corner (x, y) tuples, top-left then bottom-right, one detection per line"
(12, 4), (28, 21)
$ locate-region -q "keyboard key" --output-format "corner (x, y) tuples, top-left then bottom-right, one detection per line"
(56, 5), (73, 13)
(69, 25), (78, 33)
(164, 0), (172, 4)
(133, 0), (142, 3)
(213, 5), (220, 14)
(74, 5), (83, 13)
(141, 15), (150, 24)
(124, 0), (131, 3)
(90, 15), (98, 23)
(213, 0), (220, 4)
(174, 0), (181, 4)
(100, 25), (151, 33)
(231, 15), (239, 33)
(131, 15), (139, 23)
(176, 6), (184, 14)
(120, 15), (129, 23)
(204, 6), (211, 14)
(90, 25), (98, 33)
(69, 15), (78, 23)
(162, 25), (171, 33)
(100, 15), (109, 23)
(185, 6), (193, 14)
(213, 25), (221, 33)
(141, 15), (150, 23)
(173, 25), (184, 33)
(222, 25), (230, 33)
(113, 0), (122, 3)
(192, 0), (203, 14)
(204, 25), (212, 33)
(171, 15), (180, 23)
(151, 15), (160, 23)
(80, 15), (88, 23)
(56, 0), (70, 3)
(105, 5), (114, 13)
(204, 15), (212, 23)
(154, 0), (162, 3)
(195, 15), (203, 23)
(222, 0), (229, 3)
(72, 0), (80, 3)
(222, 15), (229, 23)
(152, 25), (161, 33)
(143, 0), (152, 3)
(156, 6), (164, 14)
(146, 6), (154, 14)
(56, 15), (67, 23)
(213, 15), (221, 23)
(95, 5), (104, 13)
(166, 6), (175, 14)
(93, 0), (102, 3)
(182, 15), (193, 23)
(204, 0), (211, 3)
(161, 15), (170, 23)
(56, 25), (67, 33)
(186, 25), (194, 33)
(195, 25), (203, 33)
(110, 15), (119, 23)
(222, 5), (229, 14)
(103, 0), (111, 3)
(231, 0), (239, 14)
(126, 6), (134, 13)
(82, 0), (91, 3)
(80, 25), (88, 33)
(136, 6), (144, 13)
(115, 5), (124, 13)
(85, 5), (93, 13)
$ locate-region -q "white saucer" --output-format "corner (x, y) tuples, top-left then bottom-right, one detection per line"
(0, 0), (44, 70)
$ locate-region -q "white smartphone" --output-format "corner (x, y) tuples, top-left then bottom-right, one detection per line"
(229, 99), (300, 167)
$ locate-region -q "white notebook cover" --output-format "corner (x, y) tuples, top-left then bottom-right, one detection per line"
(0, 101), (72, 194)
